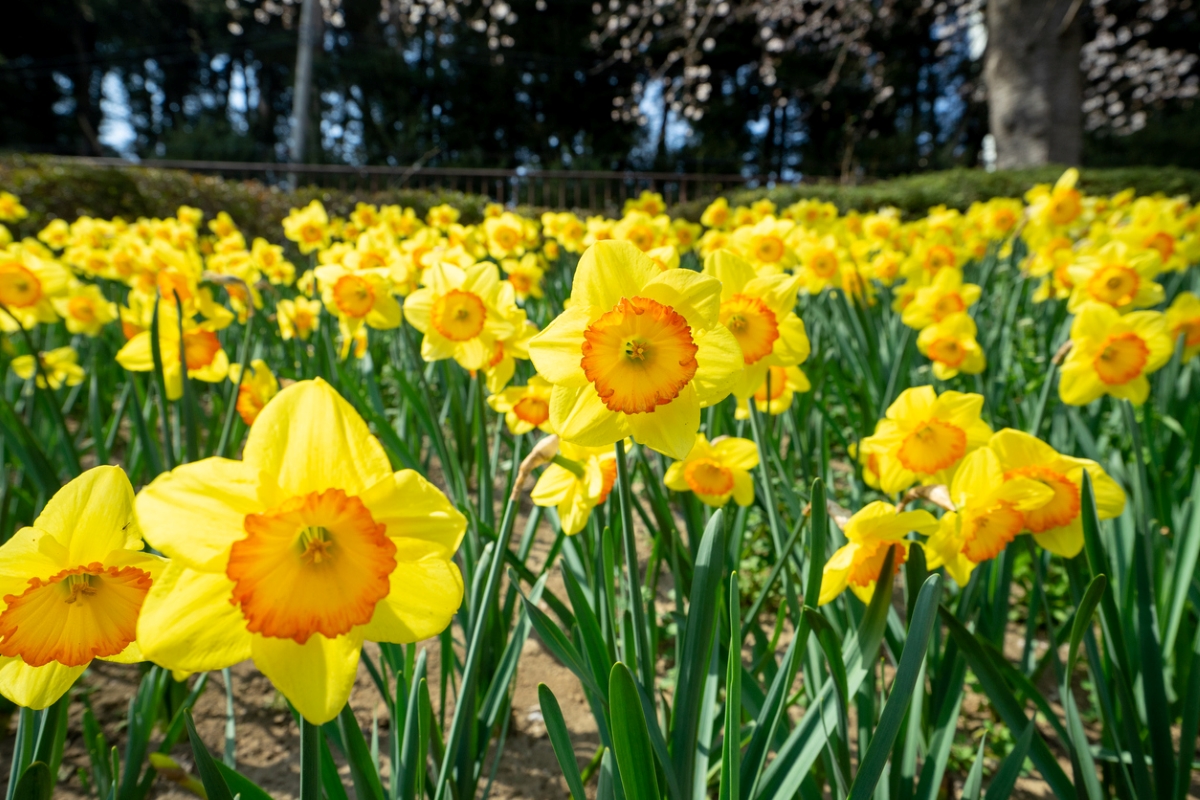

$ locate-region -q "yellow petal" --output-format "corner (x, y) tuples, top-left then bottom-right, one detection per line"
(0, 657), (85, 710)
(571, 241), (655, 310)
(528, 306), (593, 388)
(1033, 517), (1084, 558)
(359, 471), (467, 556)
(642, 268), (722, 328)
(403, 289), (433, 333)
(244, 379), (394, 502)
(32, 466), (138, 565)
(625, 383), (700, 460)
(691, 326), (744, 407)
(712, 437), (759, 470)
(731, 471), (755, 506)
(359, 546), (463, 644)
(550, 385), (631, 448)
(115, 332), (154, 372)
(136, 457), (266, 570)
(0, 527), (62, 599)
(136, 563), (252, 672)
(251, 631), (363, 725)
(702, 250), (756, 296)
(887, 386), (937, 422)
(531, 465), (578, 507)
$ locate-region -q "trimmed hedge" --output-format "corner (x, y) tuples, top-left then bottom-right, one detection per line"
(0, 155), (493, 241)
(671, 166), (1200, 221)
(3, 156), (1199, 238)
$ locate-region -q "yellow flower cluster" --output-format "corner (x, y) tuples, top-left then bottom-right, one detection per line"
(831, 385), (1125, 603)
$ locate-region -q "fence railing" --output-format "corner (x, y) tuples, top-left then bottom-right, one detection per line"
(45, 157), (773, 212)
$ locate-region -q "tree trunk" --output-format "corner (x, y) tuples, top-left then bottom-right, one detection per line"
(984, 0), (1083, 168)
(289, 0), (321, 174)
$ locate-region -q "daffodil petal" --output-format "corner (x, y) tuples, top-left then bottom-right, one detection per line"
(137, 562), (253, 672)
(251, 631), (363, 725)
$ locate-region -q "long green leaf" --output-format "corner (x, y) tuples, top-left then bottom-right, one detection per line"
(962, 734), (988, 800)
(670, 508), (725, 795)
(11, 764), (50, 800)
(337, 704), (386, 800)
(540, 684), (588, 800)
(939, 611), (1073, 799)
(183, 711), (234, 800)
(609, 663), (661, 800)
(755, 546), (895, 799)
(1078, 472), (1154, 800)
(847, 574), (941, 800)
(1063, 574), (1107, 800)
(719, 572), (742, 800)
(1164, 469), (1200, 654)
(984, 723), (1034, 800)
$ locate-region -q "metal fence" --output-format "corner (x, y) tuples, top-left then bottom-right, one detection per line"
(45, 157), (771, 212)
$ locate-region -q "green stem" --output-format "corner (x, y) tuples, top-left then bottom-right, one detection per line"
(614, 439), (654, 690)
(216, 318), (255, 458)
(747, 401), (801, 622)
(433, 437), (524, 800)
(299, 716), (321, 800)
(5, 707), (34, 800)
(550, 453), (585, 478)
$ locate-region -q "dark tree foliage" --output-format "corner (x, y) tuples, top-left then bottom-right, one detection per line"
(0, 0), (1194, 176)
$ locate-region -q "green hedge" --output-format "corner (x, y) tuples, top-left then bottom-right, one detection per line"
(0, 155), (493, 241)
(671, 166), (1200, 221)
(3, 156), (1199, 239)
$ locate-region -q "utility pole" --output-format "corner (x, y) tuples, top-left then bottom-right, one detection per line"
(288, 0), (320, 186)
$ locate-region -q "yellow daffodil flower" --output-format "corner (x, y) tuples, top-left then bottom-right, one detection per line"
(701, 197), (732, 230)
(251, 238), (296, 286)
(12, 346), (86, 390)
(943, 447), (1055, 562)
(528, 241), (743, 459)
(426, 204), (460, 230)
(917, 312), (986, 379)
(703, 250), (810, 400)
(502, 254), (546, 301)
(900, 269), (982, 330)
(530, 439), (618, 535)
(1166, 291), (1200, 361)
(0, 248), (70, 332)
(614, 211), (669, 253)
(135, 379), (466, 724)
(734, 365), (811, 419)
(0, 467), (164, 709)
(988, 429), (1125, 557)
(116, 306), (230, 400)
(404, 261), (519, 371)
(315, 264), (402, 356)
(860, 386), (992, 493)
(229, 359), (280, 425)
(1066, 241), (1163, 314)
(922, 514), (977, 586)
(52, 282), (118, 336)
(282, 200), (331, 254)
(793, 233), (844, 292)
(484, 213), (528, 259)
(487, 376), (554, 435)
(734, 216), (797, 273)
(819, 502), (938, 605)
(278, 296), (323, 341)
(1025, 168), (1084, 229)
(0, 192), (28, 223)
(1059, 303), (1172, 406)
(663, 434), (758, 507)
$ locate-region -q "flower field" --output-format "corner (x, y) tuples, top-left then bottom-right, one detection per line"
(0, 169), (1197, 799)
